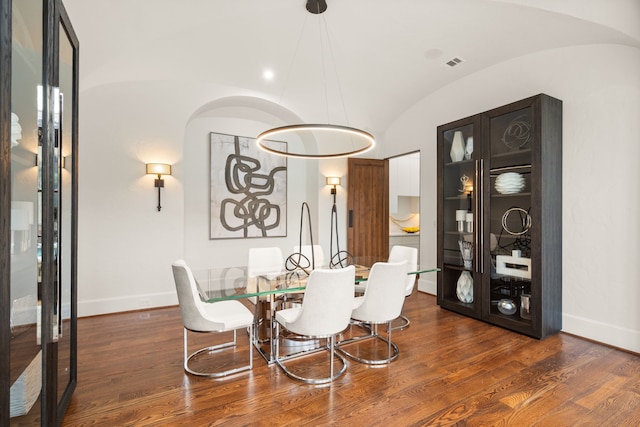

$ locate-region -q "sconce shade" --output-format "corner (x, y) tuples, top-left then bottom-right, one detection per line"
(146, 163), (171, 176)
(326, 177), (341, 186)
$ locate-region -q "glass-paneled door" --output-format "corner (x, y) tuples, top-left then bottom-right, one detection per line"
(10, 0), (43, 423)
(55, 11), (78, 415)
(3, 0), (78, 424)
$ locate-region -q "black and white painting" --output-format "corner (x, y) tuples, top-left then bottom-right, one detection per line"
(210, 132), (287, 239)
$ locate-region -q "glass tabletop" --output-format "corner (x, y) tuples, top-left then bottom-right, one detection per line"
(192, 262), (438, 303)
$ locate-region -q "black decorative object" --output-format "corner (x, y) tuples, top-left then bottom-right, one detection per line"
(286, 202), (316, 273)
(501, 114), (531, 149)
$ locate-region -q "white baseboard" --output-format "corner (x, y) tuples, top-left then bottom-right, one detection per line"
(78, 292), (178, 317)
(418, 277), (436, 295)
(562, 313), (640, 354)
(416, 278), (639, 354)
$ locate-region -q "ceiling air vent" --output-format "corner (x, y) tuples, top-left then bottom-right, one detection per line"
(446, 57), (463, 67)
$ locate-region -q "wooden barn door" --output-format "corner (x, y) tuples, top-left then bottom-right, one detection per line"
(347, 158), (389, 262)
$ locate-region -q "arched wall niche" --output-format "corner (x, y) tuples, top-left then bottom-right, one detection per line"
(182, 95), (321, 269)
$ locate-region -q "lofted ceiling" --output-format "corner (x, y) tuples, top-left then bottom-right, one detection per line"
(63, 0), (639, 137)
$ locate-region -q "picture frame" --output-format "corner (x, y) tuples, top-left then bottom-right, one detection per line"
(210, 132), (287, 239)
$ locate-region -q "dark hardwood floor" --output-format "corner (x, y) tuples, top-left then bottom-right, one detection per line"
(61, 292), (640, 426)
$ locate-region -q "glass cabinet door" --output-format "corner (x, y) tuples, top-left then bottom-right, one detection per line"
(438, 117), (482, 317)
(10, 0), (43, 423)
(56, 16), (77, 411)
(486, 107), (533, 325)
(5, 1), (78, 424)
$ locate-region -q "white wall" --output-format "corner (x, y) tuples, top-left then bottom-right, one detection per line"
(383, 43), (640, 352)
(75, 41), (639, 353)
(77, 87), (348, 316)
(78, 82), (187, 315)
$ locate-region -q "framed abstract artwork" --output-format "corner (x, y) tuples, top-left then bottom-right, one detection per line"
(210, 132), (287, 239)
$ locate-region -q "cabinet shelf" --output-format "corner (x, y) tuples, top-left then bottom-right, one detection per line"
(444, 231), (473, 236)
(443, 263), (473, 271)
(488, 309), (532, 325)
(443, 298), (475, 308)
(491, 149), (532, 159)
(490, 164), (531, 175)
(444, 159), (474, 167)
(490, 192), (532, 198)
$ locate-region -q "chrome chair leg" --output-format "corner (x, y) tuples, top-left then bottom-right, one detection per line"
(387, 321), (392, 360)
(275, 325), (347, 384)
(390, 314), (410, 331)
(336, 321), (399, 365)
(329, 336), (335, 379)
(183, 327), (252, 378)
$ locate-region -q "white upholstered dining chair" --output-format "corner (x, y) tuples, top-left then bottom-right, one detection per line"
(274, 265), (355, 384)
(337, 260), (408, 364)
(353, 245), (417, 330)
(172, 259), (253, 378)
(291, 244), (326, 270)
(248, 247), (284, 281)
(388, 245), (418, 330)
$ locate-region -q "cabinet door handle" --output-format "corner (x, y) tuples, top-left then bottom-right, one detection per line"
(475, 159), (484, 274)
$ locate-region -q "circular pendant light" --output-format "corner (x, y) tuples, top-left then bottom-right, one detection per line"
(257, 124), (374, 159)
(257, 0), (375, 159)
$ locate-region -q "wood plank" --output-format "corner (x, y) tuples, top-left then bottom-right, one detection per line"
(61, 293), (640, 426)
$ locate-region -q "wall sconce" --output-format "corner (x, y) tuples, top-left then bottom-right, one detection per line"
(326, 176), (341, 201)
(146, 163), (172, 211)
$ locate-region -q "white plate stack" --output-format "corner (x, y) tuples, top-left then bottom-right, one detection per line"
(495, 172), (525, 194)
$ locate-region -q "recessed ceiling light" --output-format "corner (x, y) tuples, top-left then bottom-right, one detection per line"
(424, 48), (443, 60)
(263, 69), (274, 81)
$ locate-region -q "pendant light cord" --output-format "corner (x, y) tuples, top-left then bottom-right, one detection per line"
(277, 12), (309, 108)
(320, 10), (350, 127)
(280, 2), (350, 127)
(257, 1), (375, 159)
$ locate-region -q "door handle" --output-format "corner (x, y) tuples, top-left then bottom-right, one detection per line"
(475, 159), (484, 274)
(348, 210), (353, 228)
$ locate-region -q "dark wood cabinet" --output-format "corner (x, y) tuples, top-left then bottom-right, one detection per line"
(437, 94), (562, 339)
(1, 0), (79, 424)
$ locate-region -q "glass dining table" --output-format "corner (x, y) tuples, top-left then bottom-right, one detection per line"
(192, 260), (438, 364)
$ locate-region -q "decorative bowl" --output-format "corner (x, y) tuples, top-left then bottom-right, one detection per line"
(497, 299), (517, 315)
(495, 172), (526, 194)
(402, 226), (419, 233)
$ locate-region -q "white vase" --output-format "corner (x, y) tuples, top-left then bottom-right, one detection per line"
(464, 136), (473, 160)
(450, 131), (466, 162)
(456, 270), (473, 303)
